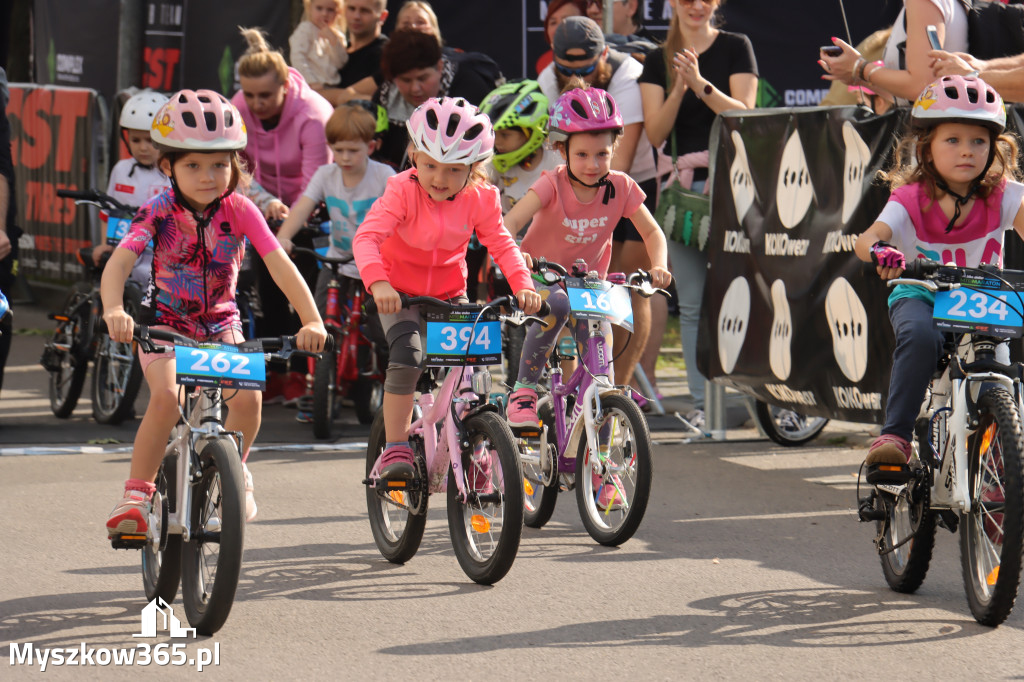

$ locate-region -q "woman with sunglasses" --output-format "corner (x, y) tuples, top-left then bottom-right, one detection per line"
(638, 0), (757, 430)
(537, 15), (671, 393)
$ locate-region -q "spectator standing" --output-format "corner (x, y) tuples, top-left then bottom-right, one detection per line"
(639, 0), (757, 429)
(0, 68), (19, 396)
(535, 0), (591, 76)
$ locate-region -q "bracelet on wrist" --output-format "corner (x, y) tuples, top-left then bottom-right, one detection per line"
(697, 82), (713, 99)
(853, 57), (868, 83)
(864, 61), (884, 85)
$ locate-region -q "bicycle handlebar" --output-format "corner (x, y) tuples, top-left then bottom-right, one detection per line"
(530, 257), (670, 298)
(364, 293), (550, 320)
(57, 188), (136, 215)
(134, 325), (331, 358)
(290, 246), (355, 266)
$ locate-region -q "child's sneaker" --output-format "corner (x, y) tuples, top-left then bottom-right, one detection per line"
(507, 387), (539, 429)
(295, 410), (314, 424)
(106, 488), (152, 537)
(864, 434), (913, 483)
(593, 473), (624, 511)
(242, 462), (257, 522)
(379, 444), (415, 480)
(470, 445), (494, 495)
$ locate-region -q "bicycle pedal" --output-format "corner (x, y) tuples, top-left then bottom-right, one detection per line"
(512, 425), (542, 438)
(865, 462), (913, 485)
(109, 534), (147, 550)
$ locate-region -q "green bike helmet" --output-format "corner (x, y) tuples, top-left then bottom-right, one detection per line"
(348, 99), (389, 135)
(479, 80), (549, 173)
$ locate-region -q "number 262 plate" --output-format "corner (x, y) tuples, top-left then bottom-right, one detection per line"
(174, 341), (267, 389)
(933, 286), (1024, 337)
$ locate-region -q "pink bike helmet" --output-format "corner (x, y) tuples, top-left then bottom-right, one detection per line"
(406, 97), (495, 164)
(911, 75), (1006, 133)
(151, 89), (247, 152)
(548, 87), (623, 142)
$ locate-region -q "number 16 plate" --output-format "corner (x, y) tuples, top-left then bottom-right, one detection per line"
(933, 285), (1024, 337)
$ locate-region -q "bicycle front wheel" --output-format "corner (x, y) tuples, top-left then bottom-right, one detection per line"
(575, 394), (653, 546)
(91, 286), (143, 424)
(447, 411), (523, 585)
(45, 284), (90, 418)
(365, 410), (426, 563)
(180, 439), (245, 635)
(142, 453), (182, 604)
(960, 388), (1024, 626)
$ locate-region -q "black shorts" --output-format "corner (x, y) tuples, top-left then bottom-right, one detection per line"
(612, 176), (658, 243)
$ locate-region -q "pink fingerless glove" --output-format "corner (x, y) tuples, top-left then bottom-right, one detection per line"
(870, 241), (906, 270)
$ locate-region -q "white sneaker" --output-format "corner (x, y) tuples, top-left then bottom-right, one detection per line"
(242, 462), (257, 522)
(686, 409), (706, 430)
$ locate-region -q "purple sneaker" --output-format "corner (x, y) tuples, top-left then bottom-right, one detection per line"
(379, 444), (415, 480)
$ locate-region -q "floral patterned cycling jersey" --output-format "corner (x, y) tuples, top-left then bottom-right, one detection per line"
(118, 188), (281, 338)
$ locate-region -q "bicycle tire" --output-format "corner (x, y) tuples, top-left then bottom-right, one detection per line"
(877, 477), (936, 594)
(447, 411), (524, 584)
(46, 284), (91, 418)
(180, 438), (245, 635)
(960, 388), (1024, 626)
(523, 398), (559, 529)
(353, 343), (384, 425)
(91, 285), (143, 424)
(365, 410), (427, 563)
(754, 400), (828, 447)
(142, 453), (182, 604)
(575, 393), (653, 546)
(312, 351), (337, 440)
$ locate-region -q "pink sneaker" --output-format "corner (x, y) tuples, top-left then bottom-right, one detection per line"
(593, 472), (624, 511)
(379, 444), (415, 480)
(106, 488), (152, 537)
(507, 387), (539, 429)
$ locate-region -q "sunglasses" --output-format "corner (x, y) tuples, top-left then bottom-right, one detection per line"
(555, 60), (599, 77)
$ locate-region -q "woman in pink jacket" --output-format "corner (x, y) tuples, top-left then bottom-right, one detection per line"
(232, 27), (334, 207)
(354, 97), (541, 480)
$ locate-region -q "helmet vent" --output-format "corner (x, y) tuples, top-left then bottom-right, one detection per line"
(944, 86), (959, 101)
(464, 123), (484, 141)
(570, 99), (588, 118)
(225, 111), (234, 128)
(198, 94), (212, 104)
(181, 111), (197, 128)
(446, 113), (462, 137)
(204, 111), (217, 131)
(966, 87), (979, 104)
(426, 108), (439, 130)
(986, 90), (996, 103)
(604, 95), (616, 117)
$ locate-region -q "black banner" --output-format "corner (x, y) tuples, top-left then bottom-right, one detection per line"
(698, 105), (1024, 425)
(32, 0), (120, 96)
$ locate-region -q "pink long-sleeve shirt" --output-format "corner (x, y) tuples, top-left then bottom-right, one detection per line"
(354, 169), (534, 299)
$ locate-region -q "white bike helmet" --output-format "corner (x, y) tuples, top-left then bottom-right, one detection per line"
(119, 91), (170, 131)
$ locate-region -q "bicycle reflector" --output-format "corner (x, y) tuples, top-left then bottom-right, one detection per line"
(980, 423), (997, 455)
(471, 515), (491, 533)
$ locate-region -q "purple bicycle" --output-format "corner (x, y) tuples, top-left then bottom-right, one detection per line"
(517, 259), (665, 546)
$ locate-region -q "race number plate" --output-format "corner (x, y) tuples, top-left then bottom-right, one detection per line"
(933, 285), (1024, 337)
(424, 308), (501, 366)
(565, 277), (634, 331)
(174, 340), (267, 389)
(105, 215), (132, 246)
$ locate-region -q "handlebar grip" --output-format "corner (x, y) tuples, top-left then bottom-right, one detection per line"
(537, 300), (551, 317)
(57, 189), (100, 200)
(901, 258), (940, 279)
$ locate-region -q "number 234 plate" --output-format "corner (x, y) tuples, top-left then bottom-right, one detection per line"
(933, 286), (1024, 337)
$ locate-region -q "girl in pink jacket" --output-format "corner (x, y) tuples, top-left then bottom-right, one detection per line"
(354, 97), (541, 480)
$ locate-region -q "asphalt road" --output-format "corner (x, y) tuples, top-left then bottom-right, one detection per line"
(1, 301), (1022, 679)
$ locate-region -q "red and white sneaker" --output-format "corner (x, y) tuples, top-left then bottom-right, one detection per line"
(242, 462), (257, 522)
(106, 489), (152, 537)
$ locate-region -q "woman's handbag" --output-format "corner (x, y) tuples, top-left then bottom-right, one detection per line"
(654, 133), (710, 251)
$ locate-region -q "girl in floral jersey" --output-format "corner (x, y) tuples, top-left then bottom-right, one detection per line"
(101, 90), (327, 540)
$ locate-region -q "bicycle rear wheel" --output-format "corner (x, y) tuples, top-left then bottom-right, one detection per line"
(575, 394), (653, 546)
(365, 410), (426, 563)
(523, 398), (559, 529)
(92, 286), (143, 424)
(44, 284), (90, 418)
(447, 411), (524, 584)
(180, 439), (245, 635)
(312, 350), (338, 440)
(754, 401), (828, 446)
(960, 388), (1024, 626)
(142, 453), (182, 604)
(353, 344), (383, 425)
(876, 478), (936, 594)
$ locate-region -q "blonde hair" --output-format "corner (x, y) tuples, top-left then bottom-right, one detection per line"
(237, 27), (290, 83)
(662, 0), (724, 91)
(396, 1), (442, 43)
(325, 104), (376, 144)
(301, 0), (347, 33)
(879, 125), (1021, 200)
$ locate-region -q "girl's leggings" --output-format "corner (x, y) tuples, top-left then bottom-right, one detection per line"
(516, 283), (612, 386)
(378, 296), (468, 395)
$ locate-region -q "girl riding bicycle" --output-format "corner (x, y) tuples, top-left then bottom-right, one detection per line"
(101, 89), (327, 538)
(502, 83), (672, 431)
(854, 75), (1024, 480)
(353, 96), (542, 481)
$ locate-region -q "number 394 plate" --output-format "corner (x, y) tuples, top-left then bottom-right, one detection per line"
(933, 286), (1024, 337)
(424, 308), (501, 366)
(174, 341), (267, 389)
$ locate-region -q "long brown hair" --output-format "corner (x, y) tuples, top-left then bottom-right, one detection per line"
(879, 126), (1021, 200)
